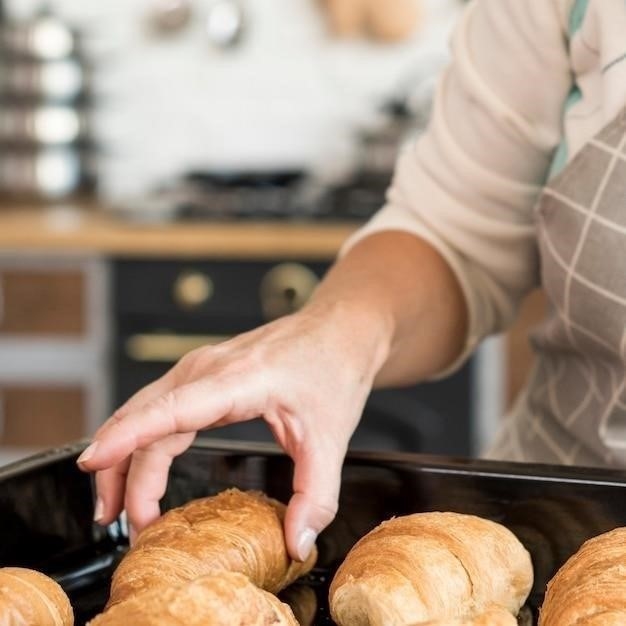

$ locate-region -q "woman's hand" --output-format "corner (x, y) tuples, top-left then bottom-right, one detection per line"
(76, 229), (467, 562)
(76, 299), (392, 562)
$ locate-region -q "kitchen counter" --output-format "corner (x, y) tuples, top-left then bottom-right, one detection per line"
(0, 205), (359, 259)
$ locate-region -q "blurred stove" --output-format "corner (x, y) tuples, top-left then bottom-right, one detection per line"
(113, 170), (389, 224)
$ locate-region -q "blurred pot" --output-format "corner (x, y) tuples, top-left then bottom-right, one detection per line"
(0, 104), (87, 145)
(0, 147), (90, 199)
(0, 12), (75, 60)
(0, 57), (85, 102)
(0, 8), (94, 200)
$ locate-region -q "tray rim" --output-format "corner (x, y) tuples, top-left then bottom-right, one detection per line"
(2, 437), (626, 489)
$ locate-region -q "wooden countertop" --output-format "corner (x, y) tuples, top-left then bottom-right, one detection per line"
(0, 205), (360, 259)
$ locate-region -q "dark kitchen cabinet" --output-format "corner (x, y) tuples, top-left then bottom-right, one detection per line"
(112, 258), (474, 456)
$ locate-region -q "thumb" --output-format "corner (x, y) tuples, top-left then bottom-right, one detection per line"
(283, 442), (344, 562)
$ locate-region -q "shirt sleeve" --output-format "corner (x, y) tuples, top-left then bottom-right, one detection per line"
(341, 0), (574, 378)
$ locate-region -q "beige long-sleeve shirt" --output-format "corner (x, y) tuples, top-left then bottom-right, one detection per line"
(345, 0), (626, 375)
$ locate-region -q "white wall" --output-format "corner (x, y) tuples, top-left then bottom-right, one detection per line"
(5, 0), (462, 201)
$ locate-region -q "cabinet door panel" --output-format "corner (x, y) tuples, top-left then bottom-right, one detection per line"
(0, 386), (86, 447)
(0, 270), (85, 336)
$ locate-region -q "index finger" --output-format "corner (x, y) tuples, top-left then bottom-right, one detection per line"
(76, 378), (247, 471)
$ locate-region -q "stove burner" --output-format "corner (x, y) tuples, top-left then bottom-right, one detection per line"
(115, 170), (389, 223)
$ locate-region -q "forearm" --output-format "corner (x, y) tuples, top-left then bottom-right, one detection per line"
(308, 230), (468, 388)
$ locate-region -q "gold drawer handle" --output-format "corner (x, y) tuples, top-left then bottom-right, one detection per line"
(125, 333), (231, 363)
(259, 263), (319, 321)
(172, 271), (214, 310)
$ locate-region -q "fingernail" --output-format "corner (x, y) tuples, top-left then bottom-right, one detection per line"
(93, 497), (104, 523)
(77, 441), (98, 465)
(296, 528), (317, 562)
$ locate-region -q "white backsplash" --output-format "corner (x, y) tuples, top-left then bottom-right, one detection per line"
(5, 0), (461, 201)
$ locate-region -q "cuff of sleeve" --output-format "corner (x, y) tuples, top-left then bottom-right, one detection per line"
(339, 204), (484, 380)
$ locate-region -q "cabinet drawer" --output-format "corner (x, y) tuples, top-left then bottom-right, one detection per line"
(0, 269), (85, 336)
(0, 385), (86, 447)
(114, 259), (327, 325)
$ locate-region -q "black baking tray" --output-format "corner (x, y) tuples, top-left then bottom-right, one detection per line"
(2, 439), (626, 625)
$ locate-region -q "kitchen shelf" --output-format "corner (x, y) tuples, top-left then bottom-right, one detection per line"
(0, 205), (358, 259)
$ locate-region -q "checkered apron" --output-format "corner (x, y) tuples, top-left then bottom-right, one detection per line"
(488, 107), (626, 467)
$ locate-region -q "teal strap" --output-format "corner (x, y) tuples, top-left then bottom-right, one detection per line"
(547, 1), (589, 179)
(569, 0), (589, 35)
(547, 86), (582, 179)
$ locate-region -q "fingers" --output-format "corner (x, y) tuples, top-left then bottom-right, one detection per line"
(93, 431), (196, 530)
(123, 449), (171, 533)
(93, 373), (174, 440)
(79, 374), (176, 525)
(124, 433), (195, 533)
(78, 379), (243, 471)
(78, 372), (173, 480)
(93, 456), (130, 525)
(283, 440), (344, 562)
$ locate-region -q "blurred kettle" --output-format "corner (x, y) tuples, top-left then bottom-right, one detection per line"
(352, 53), (444, 183)
(0, 11), (76, 60)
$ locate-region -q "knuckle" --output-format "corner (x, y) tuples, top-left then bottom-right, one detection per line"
(123, 498), (140, 523)
(320, 498), (339, 518)
(313, 500), (339, 527)
(228, 349), (266, 379)
(146, 392), (179, 434)
(150, 391), (176, 416)
(177, 348), (199, 369)
(109, 408), (127, 428)
(176, 346), (216, 380)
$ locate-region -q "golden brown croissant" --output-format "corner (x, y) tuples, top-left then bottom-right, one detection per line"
(108, 488), (317, 607)
(417, 607), (518, 626)
(89, 571), (297, 626)
(329, 511), (533, 626)
(0, 567), (73, 626)
(539, 526), (626, 626)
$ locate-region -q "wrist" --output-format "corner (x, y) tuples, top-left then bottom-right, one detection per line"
(303, 294), (394, 386)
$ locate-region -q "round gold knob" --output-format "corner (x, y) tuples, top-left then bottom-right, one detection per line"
(259, 263), (319, 321)
(173, 270), (214, 310)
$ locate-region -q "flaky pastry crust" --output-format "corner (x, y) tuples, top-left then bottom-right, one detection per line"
(0, 567), (73, 626)
(539, 527), (626, 626)
(329, 511), (532, 626)
(418, 607), (517, 625)
(109, 488), (317, 607)
(89, 571), (297, 626)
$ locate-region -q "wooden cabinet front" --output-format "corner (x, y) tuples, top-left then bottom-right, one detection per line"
(0, 269), (86, 336)
(0, 385), (86, 447)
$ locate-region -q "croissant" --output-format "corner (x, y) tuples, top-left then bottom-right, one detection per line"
(329, 511), (533, 626)
(0, 567), (73, 626)
(108, 488), (317, 607)
(88, 571), (297, 626)
(539, 526), (626, 625)
(417, 607), (517, 626)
